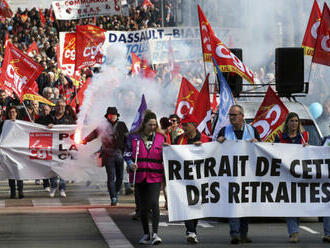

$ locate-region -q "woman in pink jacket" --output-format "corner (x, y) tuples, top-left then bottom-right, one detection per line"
(124, 110), (165, 245)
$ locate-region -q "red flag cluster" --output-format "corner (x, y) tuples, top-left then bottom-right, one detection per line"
(312, 3), (330, 67)
(303, 2), (330, 67)
(174, 76), (213, 136)
(0, 42), (44, 101)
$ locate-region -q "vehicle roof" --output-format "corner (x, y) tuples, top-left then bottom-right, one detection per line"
(236, 100), (313, 120)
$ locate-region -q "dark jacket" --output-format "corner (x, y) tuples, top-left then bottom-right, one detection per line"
(85, 119), (128, 155)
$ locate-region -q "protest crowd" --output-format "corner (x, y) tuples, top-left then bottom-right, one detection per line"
(0, 0), (329, 246)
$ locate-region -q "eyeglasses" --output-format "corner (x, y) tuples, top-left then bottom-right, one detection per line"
(170, 119), (177, 123)
(229, 113), (241, 117)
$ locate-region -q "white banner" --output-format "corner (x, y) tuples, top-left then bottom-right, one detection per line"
(52, 0), (122, 20)
(0, 120), (105, 181)
(163, 141), (330, 221)
(107, 27), (202, 64)
(59, 26), (202, 68)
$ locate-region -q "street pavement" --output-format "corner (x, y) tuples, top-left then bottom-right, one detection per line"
(0, 180), (329, 248)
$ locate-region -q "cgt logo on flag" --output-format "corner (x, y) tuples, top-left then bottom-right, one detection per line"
(83, 41), (104, 60)
(63, 33), (76, 64)
(29, 132), (53, 160)
(4, 59), (28, 94)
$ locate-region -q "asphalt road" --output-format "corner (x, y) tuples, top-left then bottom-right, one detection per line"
(0, 181), (328, 248)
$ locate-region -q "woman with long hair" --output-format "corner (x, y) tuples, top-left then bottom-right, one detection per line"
(274, 112), (308, 243)
(124, 110), (165, 245)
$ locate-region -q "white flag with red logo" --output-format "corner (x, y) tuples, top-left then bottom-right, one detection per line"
(0, 42), (44, 101)
(75, 25), (105, 70)
(175, 77), (199, 119)
(193, 74), (212, 136)
(197, 5), (254, 84)
(312, 3), (330, 67)
(252, 86), (289, 142)
(302, 0), (322, 56)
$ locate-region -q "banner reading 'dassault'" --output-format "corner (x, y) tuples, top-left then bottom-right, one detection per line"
(0, 120), (77, 179)
(163, 141), (330, 221)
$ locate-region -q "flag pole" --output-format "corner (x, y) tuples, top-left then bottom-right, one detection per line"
(307, 60), (313, 83)
(133, 139), (140, 186)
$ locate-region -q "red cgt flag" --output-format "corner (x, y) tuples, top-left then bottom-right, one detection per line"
(312, 3), (330, 67)
(0, 42), (44, 101)
(302, 0), (322, 56)
(197, 5), (213, 63)
(27, 41), (40, 57)
(175, 77), (199, 119)
(38, 8), (46, 26)
(131, 52), (141, 76)
(198, 5), (255, 84)
(131, 52), (156, 79)
(75, 25), (105, 70)
(62, 32), (76, 65)
(0, 0), (13, 18)
(193, 74), (213, 136)
(251, 86), (289, 142)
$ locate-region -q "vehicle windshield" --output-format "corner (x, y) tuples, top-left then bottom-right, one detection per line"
(301, 119), (322, 146)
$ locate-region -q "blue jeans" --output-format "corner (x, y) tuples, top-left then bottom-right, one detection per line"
(103, 153), (124, 199)
(229, 218), (249, 237)
(50, 176), (66, 190)
(324, 217), (330, 235)
(286, 217), (299, 235)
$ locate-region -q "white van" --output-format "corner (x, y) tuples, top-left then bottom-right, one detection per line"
(237, 100), (324, 146)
